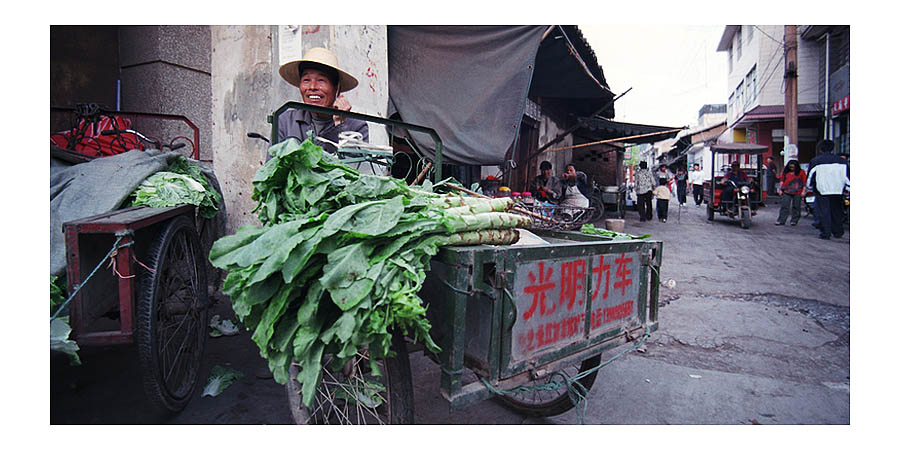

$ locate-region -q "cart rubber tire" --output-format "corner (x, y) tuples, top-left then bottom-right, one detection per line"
(740, 207), (751, 229)
(136, 215), (208, 413)
(707, 205), (715, 221)
(285, 332), (414, 424)
(497, 353), (602, 418)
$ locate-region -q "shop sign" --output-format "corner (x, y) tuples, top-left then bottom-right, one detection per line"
(746, 128), (757, 144)
(832, 95), (850, 115)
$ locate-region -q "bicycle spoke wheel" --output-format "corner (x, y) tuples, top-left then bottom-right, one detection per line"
(286, 332), (413, 425)
(137, 215), (208, 413)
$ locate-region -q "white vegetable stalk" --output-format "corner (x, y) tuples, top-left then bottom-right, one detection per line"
(447, 212), (532, 232)
(445, 229), (520, 246)
(443, 197), (514, 215)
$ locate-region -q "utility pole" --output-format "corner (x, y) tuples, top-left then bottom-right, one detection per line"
(784, 25), (799, 161)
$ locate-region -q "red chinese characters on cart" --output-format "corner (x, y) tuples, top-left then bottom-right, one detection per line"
(512, 252), (639, 361)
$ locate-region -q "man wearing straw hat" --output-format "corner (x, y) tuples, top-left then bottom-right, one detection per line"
(277, 47), (369, 153)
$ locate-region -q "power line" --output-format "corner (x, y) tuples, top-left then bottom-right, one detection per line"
(754, 25), (784, 50)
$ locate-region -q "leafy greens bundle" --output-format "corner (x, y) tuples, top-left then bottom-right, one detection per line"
(129, 156), (222, 219)
(210, 138), (530, 407)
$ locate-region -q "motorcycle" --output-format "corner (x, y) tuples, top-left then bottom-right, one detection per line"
(702, 143), (766, 230)
(720, 179), (756, 229)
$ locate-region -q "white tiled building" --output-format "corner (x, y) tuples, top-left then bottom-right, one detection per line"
(716, 25), (848, 168)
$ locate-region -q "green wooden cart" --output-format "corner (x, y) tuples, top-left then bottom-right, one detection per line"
(267, 103), (662, 423)
(421, 229), (662, 417)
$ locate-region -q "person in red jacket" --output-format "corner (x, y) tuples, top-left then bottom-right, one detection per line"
(775, 159), (806, 226)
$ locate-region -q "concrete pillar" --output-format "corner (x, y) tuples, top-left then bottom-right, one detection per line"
(119, 26), (212, 161)
(210, 26), (275, 234)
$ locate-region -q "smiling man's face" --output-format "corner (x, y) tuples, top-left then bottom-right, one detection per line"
(299, 68), (337, 113)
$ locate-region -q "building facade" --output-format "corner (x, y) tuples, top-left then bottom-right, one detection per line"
(802, 25), (850, 156)
(716, 25), (849, 173)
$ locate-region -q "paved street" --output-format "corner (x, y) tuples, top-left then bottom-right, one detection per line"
(50, 197), (851, 426)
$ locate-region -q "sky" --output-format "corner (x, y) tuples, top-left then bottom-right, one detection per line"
(579, 24), (729, 130)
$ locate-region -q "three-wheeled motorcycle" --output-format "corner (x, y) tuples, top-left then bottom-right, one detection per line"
(702, 143), (767, 229)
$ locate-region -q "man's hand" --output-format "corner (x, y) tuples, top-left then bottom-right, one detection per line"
(332, 94), (352, 126)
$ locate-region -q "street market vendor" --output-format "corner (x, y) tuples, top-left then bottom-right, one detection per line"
(276, 47), (368, 153)
(559, 163), (591, 210)
(530, 160), (562, 203)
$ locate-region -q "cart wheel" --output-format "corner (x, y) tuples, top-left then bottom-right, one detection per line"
(497, 353), (602, 417)
(285, 331), (414, 424)
(137, 215), (208, 413)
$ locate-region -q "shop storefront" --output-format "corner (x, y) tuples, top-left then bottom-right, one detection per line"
(829, 64), (850, 156)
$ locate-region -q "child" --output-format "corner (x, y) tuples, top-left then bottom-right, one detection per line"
(653, 184), (671, 223)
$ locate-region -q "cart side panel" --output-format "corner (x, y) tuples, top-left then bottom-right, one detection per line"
(500, 239), (650, 379)
(585, 251), (641, 337)
(509, 256), (590, 361)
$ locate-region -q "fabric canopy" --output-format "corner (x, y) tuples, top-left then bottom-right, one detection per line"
(387, 26), (546, 166)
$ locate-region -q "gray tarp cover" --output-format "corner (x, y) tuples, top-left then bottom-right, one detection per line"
(50, 150), (183, 276)
(388, 26), (546, 166)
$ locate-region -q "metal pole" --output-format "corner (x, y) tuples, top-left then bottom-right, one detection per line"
(542, 128), (686, 154)
(824, 32), (832, 140)
(784, 26), (799, 152)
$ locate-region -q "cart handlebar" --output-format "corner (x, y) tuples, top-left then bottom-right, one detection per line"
(269, 102), (444, 181)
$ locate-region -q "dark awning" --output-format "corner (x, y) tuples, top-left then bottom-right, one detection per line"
(576, 116), (685, 145)
(529, 26), (616, 118)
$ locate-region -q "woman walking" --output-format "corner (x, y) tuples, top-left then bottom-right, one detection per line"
(775, 160), (807, 226)
(674, 167), (688, 206)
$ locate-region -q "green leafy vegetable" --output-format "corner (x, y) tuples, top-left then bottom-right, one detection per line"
(209, 314), (240, 337)
(50, 317), (81, 366)
(50, 275), (66, 315)
(581, 223), (651, 240)
(50, 275), (81, 365)
(201, 365), (244, 397)
(128, 156), (222, 219)
(210, 137), (531, 408)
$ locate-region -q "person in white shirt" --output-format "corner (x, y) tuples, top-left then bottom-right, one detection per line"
(806, 140), (850, 240)
(688, 163), (705, 206)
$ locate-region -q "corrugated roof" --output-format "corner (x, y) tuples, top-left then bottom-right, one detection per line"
(576, 116), (685, 144)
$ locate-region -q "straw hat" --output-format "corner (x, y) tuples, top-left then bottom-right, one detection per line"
(279, 47), (358, 93)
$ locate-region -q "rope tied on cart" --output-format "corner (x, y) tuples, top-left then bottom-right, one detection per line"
(479, 328), (652, 424)
(105, 241), (156, 279)
(50, 234), (136, 321)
